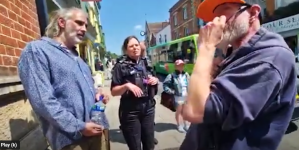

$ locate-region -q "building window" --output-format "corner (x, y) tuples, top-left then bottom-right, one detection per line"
(164, 34), (167, 42)
(183, 5), (188, 20)
(173, 14), (177, 26)
(159, 34), (162, 43)
(184, 27), (189, 36)
(174, 32), (179, 39)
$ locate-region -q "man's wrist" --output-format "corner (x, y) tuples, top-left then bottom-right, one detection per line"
(200, 43), (216, 49)
(199, 43), (216, 57)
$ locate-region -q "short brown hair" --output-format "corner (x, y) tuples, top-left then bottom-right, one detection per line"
(121, 35), (139, 54)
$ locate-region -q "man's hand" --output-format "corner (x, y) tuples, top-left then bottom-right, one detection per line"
(182, 16), (226, 123)
(81, 122), (103, 137)
(95, 88), (110, 104)
(147, 75), (158, 85)
(198, 16), (226, 56)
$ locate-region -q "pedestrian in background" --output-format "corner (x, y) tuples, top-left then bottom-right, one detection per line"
(95, 60), (104, 71)
(106, 58), (113, 80)
(163, 59), (190, 133)
(111, 36), (158, 150)
(181, 0), (296, 149)
(18, 8), (110, 150)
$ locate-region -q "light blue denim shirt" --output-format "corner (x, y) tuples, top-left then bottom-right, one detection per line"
(18, 37), (97, 150)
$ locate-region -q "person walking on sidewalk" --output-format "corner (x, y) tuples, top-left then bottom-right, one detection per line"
(111, 36), (158, 150)
(181, 1), (296, 150)
(163, 59), (190, 133)
(18, 8), (109, 150)
(106, 58), (113, 80)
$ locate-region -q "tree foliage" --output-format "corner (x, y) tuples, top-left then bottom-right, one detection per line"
(105, 51), (119, 59)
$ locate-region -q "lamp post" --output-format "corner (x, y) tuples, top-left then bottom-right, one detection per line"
(140, 31), (146, 36)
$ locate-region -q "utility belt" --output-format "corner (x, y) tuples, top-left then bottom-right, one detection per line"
(119, 96), (156, 111)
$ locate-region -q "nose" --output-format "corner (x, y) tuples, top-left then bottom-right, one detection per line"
(81, 25), (87, 32)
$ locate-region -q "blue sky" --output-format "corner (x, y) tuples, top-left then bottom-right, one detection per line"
(100, 0), (178, 55)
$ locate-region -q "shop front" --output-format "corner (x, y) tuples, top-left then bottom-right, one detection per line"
(262, 14), (299, 56)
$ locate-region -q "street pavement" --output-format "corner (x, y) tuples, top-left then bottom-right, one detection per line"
(103, 77), (299, 150)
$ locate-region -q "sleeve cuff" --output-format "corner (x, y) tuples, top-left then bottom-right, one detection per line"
(73, 121), (86, 139)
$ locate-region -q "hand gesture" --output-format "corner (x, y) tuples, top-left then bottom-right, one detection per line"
(198, 16), (226, 47)
(81, 122), (103, 137)
(147, 75), (158, 85)
(125, 83), (143, 97)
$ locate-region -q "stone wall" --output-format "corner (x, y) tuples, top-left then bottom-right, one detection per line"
(0, 0), (47, 149)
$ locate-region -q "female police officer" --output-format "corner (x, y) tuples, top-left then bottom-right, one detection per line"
(111, 36), (158, 150)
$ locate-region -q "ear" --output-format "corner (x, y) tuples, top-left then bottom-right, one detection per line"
(249, 5), (261, 23)
(58, 17), (66, 29)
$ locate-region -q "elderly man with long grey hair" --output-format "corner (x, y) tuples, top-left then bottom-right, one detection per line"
(18, 7), (110, 150)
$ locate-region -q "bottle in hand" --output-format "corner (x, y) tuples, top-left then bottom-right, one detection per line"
(91, 95), (110, 129)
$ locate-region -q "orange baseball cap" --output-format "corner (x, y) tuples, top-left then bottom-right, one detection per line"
(196, 0), (246, 22)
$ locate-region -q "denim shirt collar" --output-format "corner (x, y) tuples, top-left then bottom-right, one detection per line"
(41, 37), (79, 57)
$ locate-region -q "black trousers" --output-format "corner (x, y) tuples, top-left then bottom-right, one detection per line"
(119, 105), (155, 150)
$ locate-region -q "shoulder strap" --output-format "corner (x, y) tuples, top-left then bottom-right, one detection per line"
(171, 73), (174, 84)
(138, 59), (149, 77)
(143, 58), (148, 67)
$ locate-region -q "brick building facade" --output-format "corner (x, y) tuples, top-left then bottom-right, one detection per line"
(0, 0), (47, 149)
(0, 0), (40, 75)
(169, 0), (201, 40)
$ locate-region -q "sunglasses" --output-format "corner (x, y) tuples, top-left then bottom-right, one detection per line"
(226, 4), (251, 23)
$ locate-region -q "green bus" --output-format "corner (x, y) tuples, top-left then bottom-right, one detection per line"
(148, 34), (199, 75)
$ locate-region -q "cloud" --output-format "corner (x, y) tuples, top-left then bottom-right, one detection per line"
(134, 25), (142, 30)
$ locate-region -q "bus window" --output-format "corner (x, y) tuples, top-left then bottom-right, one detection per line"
(190, 39), (196, 63)
(152, 48), (158, 64)
(181, 40), (195, 63)
(160, 49), (167, 62)
(168, 43), (178, 62)
(167, 49), (174, 63)
(156, 46), (163, 62)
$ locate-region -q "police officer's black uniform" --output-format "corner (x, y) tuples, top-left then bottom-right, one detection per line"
(111, 55), (157, 150)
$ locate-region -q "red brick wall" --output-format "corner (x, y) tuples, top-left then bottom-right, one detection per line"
(169, 0), (200, 40)
(0, 0), (40, 77)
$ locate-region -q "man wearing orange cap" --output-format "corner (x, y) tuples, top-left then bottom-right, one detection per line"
(180, 1), (296, 150)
